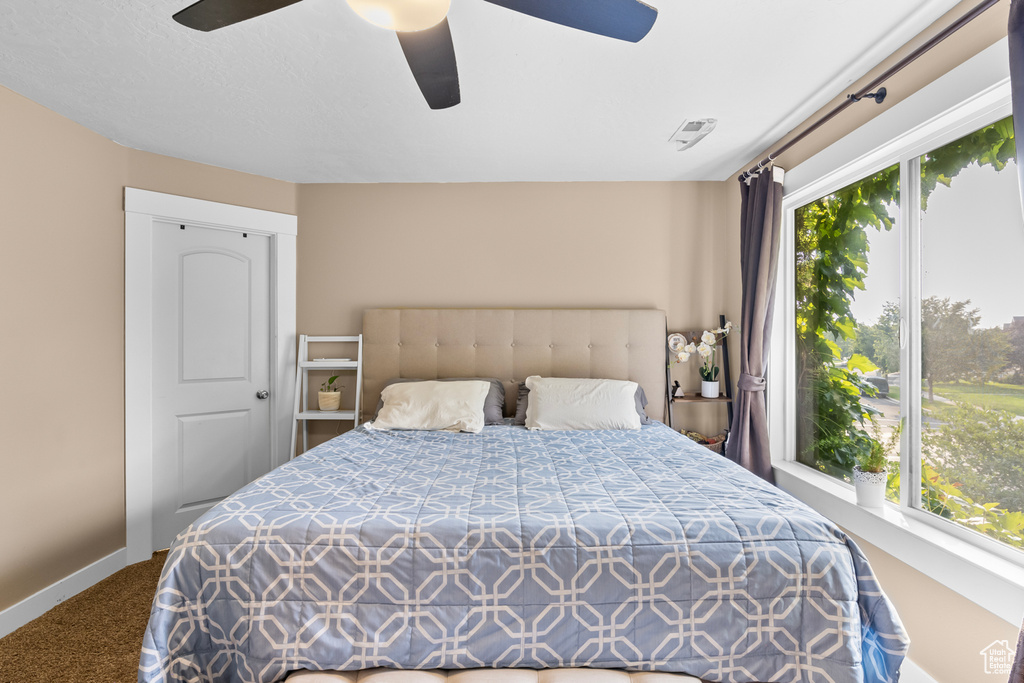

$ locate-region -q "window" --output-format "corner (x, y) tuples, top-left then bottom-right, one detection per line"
(794, 164), (901, 492)
(916, 116), (1024, 550)
(792, 115), (1024, 553)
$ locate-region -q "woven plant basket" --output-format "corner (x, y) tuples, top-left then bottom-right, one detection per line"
(682, 430), (728, 454)
(705, 436), (727, 455)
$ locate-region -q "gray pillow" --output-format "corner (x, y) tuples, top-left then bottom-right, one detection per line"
(375, 378), (506, 425)
(513, 380), (652, 425)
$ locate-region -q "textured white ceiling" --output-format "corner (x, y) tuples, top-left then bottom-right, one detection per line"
(0, 0), (963, 182)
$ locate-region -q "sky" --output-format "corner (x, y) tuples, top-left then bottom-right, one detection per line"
(849, 159), (1024, 330)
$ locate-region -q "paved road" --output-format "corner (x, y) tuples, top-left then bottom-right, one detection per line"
(861, 395), (944, 430)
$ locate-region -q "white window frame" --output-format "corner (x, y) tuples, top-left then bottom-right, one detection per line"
(769, 37), (1024, 624)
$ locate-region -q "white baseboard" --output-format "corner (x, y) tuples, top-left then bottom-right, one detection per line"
(0, 547), (127, 639)
(902, 658), (939, 683)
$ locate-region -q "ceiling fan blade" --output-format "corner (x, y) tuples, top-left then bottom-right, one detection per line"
(173, 0), (304, 31)
(397, 19), (461, 110)
(482, 0), (657, 42)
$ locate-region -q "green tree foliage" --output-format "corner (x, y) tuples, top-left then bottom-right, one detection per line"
(887, 461), (1024, 549)
(925, 402), (1024, 513)
(969, 327), (1012, 384)
(858, 298), (1010, 389)
(919, 116), (1017, 210)
(796, 114), (1016, 477)
(1007, 320), (1024, 383)
(853, 301), (900, 374)
(921, 298), (980, 400)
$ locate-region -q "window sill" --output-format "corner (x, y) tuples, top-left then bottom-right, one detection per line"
(773, 459), (1024, 625)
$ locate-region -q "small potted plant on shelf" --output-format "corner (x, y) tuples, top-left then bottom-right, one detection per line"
(318, 375), (341, 412)
(671, 322), (733, 398)
(854, 419), (902, 508)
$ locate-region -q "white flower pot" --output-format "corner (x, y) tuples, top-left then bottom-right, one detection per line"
(853, 466), (887, 508)
(701, 381), (720, 399)
(318, 391), (341, 411)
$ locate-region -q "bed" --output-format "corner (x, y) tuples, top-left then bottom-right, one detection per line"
(139, 309), (908, 683)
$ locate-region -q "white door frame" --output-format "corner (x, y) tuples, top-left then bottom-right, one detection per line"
(125, 187), (297, 564)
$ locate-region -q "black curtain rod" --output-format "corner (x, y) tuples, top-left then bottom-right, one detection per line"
(740, 0), (1002, 180)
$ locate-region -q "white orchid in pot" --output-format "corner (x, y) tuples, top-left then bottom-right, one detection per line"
(674, 322), (733, 399)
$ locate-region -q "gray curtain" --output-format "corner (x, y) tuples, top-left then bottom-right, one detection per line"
(725, 166), (784, 483)
(1011, 0), (1024, 205)
(1008, 5), (1024, 682)
(1010, 616), (1024, 683)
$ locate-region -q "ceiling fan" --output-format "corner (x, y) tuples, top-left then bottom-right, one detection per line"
(172, 0), (658, 110)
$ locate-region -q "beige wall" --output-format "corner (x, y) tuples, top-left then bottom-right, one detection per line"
(748, 1), (1020, 679)
(0, 84), (128, 612)
(124, 148), (297, 214)
(0, 83), (296, 613)
(295, 181), (740, 446)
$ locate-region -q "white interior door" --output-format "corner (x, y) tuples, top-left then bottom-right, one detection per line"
(151, 221), (273, 549)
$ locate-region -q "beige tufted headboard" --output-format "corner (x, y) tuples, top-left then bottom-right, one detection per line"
(362, 309), (668, 422)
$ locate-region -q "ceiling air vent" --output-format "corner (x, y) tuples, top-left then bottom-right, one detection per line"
(669, 118), (717, 151)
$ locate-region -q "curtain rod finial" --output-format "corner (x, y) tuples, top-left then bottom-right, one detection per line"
(848, 87), (887, 105)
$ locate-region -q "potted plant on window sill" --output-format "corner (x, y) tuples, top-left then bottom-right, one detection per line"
(853, 453), (887, 508)
(318, 375), (341, 411)
(854, 420), (902, 508)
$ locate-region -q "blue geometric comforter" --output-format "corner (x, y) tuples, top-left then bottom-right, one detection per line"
(139, 422), (908, 683)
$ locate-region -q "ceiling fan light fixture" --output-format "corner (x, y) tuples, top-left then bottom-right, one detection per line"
(172, 0), (657, 109)
(346, 0), (450, 32)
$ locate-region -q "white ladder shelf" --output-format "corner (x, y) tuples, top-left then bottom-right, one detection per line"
(290, 334), (363, 456)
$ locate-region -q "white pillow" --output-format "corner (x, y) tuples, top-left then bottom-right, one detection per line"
(368, 380), (490, 433)
(524, 376), (642, 431)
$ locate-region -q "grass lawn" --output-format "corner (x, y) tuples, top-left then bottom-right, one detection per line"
(926, 381), (1024, 417)
(922, 400), (957, 422)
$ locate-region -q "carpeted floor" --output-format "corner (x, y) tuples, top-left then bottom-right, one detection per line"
(0, 551), (167, 683)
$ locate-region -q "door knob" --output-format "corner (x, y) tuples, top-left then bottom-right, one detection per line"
(256, 390), (269, 399)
